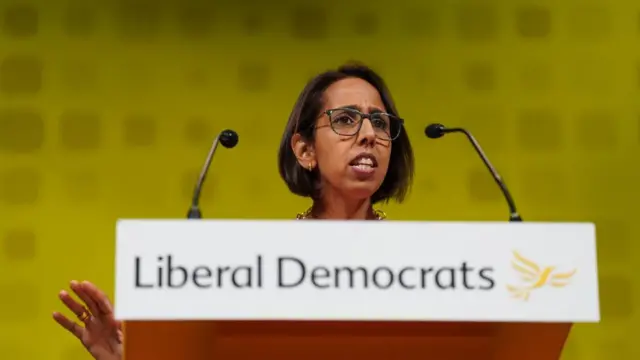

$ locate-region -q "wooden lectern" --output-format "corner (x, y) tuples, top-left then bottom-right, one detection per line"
(115, 220), (599, 360)
(123, 320), (572, 360)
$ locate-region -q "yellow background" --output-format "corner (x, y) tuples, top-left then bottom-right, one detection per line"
(0, 0), (637, 358)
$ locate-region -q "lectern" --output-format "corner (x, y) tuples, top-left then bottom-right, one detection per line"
(115, 220), (599, 360)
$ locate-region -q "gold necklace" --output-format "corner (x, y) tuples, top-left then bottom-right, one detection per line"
(296, 207), (387, 220)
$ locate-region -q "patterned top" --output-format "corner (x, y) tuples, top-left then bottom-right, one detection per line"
(296, 207), (387, 220)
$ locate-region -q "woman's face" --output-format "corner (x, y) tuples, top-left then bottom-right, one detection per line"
(294, 77), (392, 201)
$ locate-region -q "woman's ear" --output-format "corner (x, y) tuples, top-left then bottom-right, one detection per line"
(291, 133), (317, 171)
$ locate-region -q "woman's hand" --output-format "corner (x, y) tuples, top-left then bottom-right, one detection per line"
(53, 281), (123, 360)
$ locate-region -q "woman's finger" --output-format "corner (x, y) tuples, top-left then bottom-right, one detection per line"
(82, 281), (113, 315)
(53, 311), (85, 340)
(59, 290), (89, 319)
(81, 281), (119, 327)
(70, 281), (101, 318)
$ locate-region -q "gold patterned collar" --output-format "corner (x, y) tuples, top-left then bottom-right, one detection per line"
(296, 207), (387, 220)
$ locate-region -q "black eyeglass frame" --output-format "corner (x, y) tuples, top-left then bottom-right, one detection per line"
(315, 107), (405, 141)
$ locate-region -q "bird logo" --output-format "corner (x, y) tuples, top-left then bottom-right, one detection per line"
(506, 251), (576, 301)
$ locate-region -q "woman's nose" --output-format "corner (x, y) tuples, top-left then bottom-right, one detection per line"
(357, 119), (377, 146)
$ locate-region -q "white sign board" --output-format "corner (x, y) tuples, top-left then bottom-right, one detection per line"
(114, 220), (600, 323)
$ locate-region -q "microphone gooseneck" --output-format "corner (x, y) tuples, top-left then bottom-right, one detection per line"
(424, 123), (522, 222)
(187, 129), (239, 219)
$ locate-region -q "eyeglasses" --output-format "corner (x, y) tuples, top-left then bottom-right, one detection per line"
(319, 108), (404, 141)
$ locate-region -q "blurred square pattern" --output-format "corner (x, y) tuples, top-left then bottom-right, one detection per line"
(567, 6), (611, 39)
(595, 219), (631, 263)
(60, 61), (98, 92)
(516, 109), (563, 151)
(352, 11), (379, 36)
(291, 6), (328, 39)
(63, 170), (99, 202)
(598, 275), (634, 320)
(115, 0), (160, 38)
(459, 107), (507, 152)
(0, 55), (43, 95)
(463, 62), (495, 91)
(0, 283), (39, 322)
(0, 345), (34, 360)
(0, 168), (40, 205)
(0, 109), (44, 154)
(60, 346), (94, 360)
(238, 63), (270, 92)
(123, 115), (156, 147)
(117, 171), (166, 206)
(241, 12), (265, 35)
(122, 63), (155, 89)
(599, 340), (633, 359)
(403, 8), (439, 37)
(2, 228), (36, 261)
(467, 168), (501, 203)
(560, 336), (581, 360)
(184, 117), (213, 146)
(456, 5), (497, 41)
(519, 63), (553, 92)
(181, 169), (215, 203)
(584, 165), (637, 210)
(520, 168), (568, 206)
(417, 177), (438, 194)
(178, 3), (214, 38)
(59, 111), (101, 150)
(2, 4), (38, 37)
(62, 2), (95, 37)
(515, 6), (551, 38)
(575, 110), (617, 151)
(570, 58), (613, 93)
(185, 67), (210, 89)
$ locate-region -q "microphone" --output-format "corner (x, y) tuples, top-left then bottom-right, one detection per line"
(424, 123), (522, 222)
(187, 129), (239, 219)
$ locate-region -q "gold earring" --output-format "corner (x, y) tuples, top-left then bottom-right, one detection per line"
(307, 162), (314, 171)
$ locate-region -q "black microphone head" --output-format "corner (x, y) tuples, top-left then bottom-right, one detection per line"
(425, 123), (446, 139)
(219, 129), (239, 148)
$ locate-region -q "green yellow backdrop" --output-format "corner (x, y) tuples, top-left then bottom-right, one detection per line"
(0, 0), (637, 358)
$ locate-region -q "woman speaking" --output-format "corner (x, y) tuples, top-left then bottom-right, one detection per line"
(52, 63), (416, 360)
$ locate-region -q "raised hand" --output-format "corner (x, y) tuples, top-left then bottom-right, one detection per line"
(53, 281), (123, 360)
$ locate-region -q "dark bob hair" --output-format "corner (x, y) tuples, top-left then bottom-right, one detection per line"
(278, 63), (414, 204)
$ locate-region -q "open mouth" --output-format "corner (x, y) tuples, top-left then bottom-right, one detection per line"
(349, 153), (378, 173)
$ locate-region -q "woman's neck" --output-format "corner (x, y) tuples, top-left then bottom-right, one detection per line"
(311, 194), (373, 220)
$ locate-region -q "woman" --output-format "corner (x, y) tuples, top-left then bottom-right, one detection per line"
(52, 63), (415, 359)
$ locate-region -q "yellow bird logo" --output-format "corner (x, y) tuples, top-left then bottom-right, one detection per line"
(507, 251), (576, 301)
